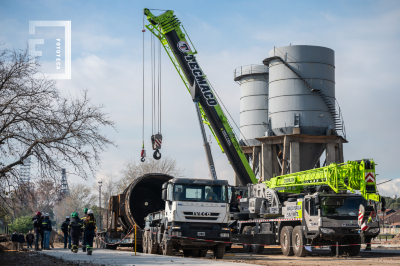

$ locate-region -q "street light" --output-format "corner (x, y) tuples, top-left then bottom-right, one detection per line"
(98, 181), (102, 229)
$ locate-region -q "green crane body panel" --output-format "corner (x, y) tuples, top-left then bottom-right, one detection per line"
(264, 159), (381, 202)
(144, 8), (258, 185)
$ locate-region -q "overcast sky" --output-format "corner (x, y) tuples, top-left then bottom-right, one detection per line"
(1, 0), (399, 197)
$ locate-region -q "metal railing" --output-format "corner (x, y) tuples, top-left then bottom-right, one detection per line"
(233, 64), (268, 81)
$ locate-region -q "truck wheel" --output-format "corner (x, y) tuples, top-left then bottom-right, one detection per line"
(199, 249), (208, 257)
(242, 226), (252, 253)
(346, 245), (360, 256)
(149, 237), (159, 254)
(344, 236), (361, 256)
(183, 249), (191, 257)
(162, 242), (173, 256)
(292, 226), (308, 257)
(191, 249), (200, 257)
(330, 244), (345, 255)
(142, 232), (148, 253)
(213, 243), (225, 259)
(251, 244), (264, 253)
(280, 226), (294, 256)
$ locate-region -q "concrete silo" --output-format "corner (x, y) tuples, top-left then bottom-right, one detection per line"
(234, 64), (269, 146)
(256, 45), (347, 180)
(233, 65), (268, 183)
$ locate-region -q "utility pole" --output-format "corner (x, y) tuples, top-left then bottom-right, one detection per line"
(98, 181), (102, 229)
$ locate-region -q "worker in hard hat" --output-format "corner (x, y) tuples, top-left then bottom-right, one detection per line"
(84, 209), (97, 255)
(42, 213), (52, 250)
(81, 208), (88, 252)
(68, 212), (83, 253)
(61, 216), (71, 249)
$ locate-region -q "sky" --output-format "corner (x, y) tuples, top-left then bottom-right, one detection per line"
(0, 0), (399, 196)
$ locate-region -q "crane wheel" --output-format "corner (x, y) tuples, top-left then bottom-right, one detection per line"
(280, 226), (294, 256)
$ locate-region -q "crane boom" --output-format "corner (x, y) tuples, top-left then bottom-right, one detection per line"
(265, 159), (381, 202)
(144, 8), (258, 185)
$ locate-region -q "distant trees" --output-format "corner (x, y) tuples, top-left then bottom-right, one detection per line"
(384, 196), (400, 210)
(117, 156), (184, 193)
(0, 45), (115, 219)
(9, 215), (33, 233)
(53, 183), (97, 225)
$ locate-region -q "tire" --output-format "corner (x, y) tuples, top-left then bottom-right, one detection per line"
(199, 249), (208, 257)
(345, 237), (361, 256)
(191, 249), (200, 257)
(251, 244), (264, 253)
(346, 245), (360, 256)
(292, 226), (308, 257)
(213, 243), (225, 259)
(242, 226), (252, 253)
(330, 245), (345, 255)
(280, 226), (294, 256)
(142, 232), (148, 253)
(183, 249), (191, 257)
(162, 241), (173, 256)
(233, 213), (250, 220)
(149, 235), (159, 254)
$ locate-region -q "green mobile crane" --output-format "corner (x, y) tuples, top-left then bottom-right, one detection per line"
(144, 8), (257, 185)
(143, 8), (383, 257)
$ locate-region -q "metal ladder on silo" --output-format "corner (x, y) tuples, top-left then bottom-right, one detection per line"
(265, 56), (346, 139)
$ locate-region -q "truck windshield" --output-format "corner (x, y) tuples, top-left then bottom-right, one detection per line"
(173, 184), (228, 203)
(320, 196), (364, 217)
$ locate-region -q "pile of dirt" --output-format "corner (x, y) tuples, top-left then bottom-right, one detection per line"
(52, 230), (63, 243)
(0, 240), (13, 250)
(0, 234), (11, 242)
(390, 232), (400, 244)
(0, 243), (9, 251)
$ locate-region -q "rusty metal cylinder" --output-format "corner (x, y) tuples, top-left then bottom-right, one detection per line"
(117, 173), (173, 229)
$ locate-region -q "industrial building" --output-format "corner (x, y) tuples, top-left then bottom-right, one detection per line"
(235, 45), (347, 185)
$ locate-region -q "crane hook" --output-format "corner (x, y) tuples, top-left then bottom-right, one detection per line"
(140, 144), (146, 162)
(153, 149), (161, 160)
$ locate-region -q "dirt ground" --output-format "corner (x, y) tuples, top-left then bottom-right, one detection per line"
(0, 250), (100, 266)
(211, 246), (400, 266)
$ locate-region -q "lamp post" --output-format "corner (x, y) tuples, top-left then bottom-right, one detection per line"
(98, 181), (102, 229)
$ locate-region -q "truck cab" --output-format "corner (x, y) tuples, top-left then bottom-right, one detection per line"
(142, 178), (232, 259)
(303, 193), (380, 248)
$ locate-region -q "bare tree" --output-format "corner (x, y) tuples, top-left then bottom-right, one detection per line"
(0, 46), (116, 208)
(53, 183), (96, 225)
(97, 173), (120, 209)
(117, 156), (184, 193)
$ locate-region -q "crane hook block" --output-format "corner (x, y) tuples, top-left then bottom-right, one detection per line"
(151, 134), (162, 150)
(153, 149), (162, 160)
(141, 149), (146, 162)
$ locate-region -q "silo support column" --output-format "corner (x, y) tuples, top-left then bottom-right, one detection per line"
(272, 145), (281, 176)
(281, 136), (290, 175)
(338, 143), (344, 163)
(261, 144), (273, 181)
(326, 143), (336, 166)
(290, 142), (300, 173)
